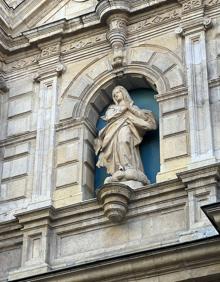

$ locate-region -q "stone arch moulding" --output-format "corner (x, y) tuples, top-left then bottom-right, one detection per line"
(60, 45), (185, 123)
(58, 45), (186, 198)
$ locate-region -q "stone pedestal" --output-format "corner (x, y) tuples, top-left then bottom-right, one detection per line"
(97, 183), (133, 223)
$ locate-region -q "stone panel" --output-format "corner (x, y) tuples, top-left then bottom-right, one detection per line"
(162, 112), (186, 136)
(69, 76), (92, 98)
(8, 79), (33, 98)
(152, 53), (175, 73)
(1, 177), (27, 200)
(128, 48), (154, 64)
(7, 116), (30, 136)
(57, 128), (80, 144)
(8, 95), (32, 118)
(161, 97), (186, 115)
(59, 98), (78, 121)
(165, 66), (183, 89)
(0, 247), (22, 282)
(56, 142), (79, 165)
(4, 143), (30, 158)
(86, 59), (111, 80)
(2, 156), (28, 179)
(55, 206), (186, 260)
(163, 134), (188, 160)
(56, 163), (79, 188)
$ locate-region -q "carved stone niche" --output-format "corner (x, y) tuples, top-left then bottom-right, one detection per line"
(97, 183), (133, 223)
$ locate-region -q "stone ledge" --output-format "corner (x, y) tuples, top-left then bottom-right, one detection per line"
(8, 237), (220, 282)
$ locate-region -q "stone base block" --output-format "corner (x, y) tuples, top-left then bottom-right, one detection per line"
(8, 263), (51, 281)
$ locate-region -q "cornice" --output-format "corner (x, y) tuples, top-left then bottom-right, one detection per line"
(8, 237), (220, 282)
(1, 0), (220, 67)
(0, 0), (179, 52)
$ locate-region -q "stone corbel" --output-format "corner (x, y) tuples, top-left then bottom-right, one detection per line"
(96, 0), (130, 70)
(106, 13), (128, 69)
(97, 183), (133, 223)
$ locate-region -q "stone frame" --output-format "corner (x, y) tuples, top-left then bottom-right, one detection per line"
(56, 45), (188, 201)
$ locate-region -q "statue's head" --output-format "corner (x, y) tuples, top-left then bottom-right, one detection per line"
(112, 86), (133, 105)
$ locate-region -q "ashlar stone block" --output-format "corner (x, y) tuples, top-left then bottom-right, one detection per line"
(1, 177), (27, 200)
(161, 97), (186, 115)
(56, 163), (79, 188)
(8, 78), (33, 98)
(56, 142), (79, 165)
(4, 142), (30, 158)
(8, 94), (32, 118)
(2, 156), (28, 179)
(162, 112), (186, 137)
(7, 116), (30, 136)
(163, 134), (188, 160)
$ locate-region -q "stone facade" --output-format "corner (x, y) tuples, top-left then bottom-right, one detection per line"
(0, 0), (220, 281)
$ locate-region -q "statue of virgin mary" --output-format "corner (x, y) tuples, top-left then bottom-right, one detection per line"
(94, 85), (157, 187)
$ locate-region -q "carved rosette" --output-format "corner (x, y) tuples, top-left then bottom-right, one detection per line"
(106, 13), (128, 68)
(97, 183), (133, 223)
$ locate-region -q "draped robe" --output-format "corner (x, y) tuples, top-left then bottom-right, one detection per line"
(95, 103), (157, 175)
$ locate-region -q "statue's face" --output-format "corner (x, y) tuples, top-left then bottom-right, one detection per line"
(113, 88), (123, 103)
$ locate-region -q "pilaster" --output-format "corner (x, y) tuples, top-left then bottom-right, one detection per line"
(31, 63), (65, 207)
(178, 163), (220, 232)
(176, 1), (216, 168)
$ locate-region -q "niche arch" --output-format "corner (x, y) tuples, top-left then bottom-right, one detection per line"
(59, 45), (186, 198)
(60, 45), (185, 122)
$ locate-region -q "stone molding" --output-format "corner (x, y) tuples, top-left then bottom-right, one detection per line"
(7, 238), (220, 282)
(0, 163), (219, 281)
(33, 63), (66, 82)
(1, 0), (220, 55)
(60, 46), (184, 121)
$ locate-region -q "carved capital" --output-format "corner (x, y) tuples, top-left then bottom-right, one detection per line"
(175, 17), (213, 37)
(34, 63), (66, 82)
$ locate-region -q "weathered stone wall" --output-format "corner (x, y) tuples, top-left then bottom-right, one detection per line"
(0, 0), (220, 281)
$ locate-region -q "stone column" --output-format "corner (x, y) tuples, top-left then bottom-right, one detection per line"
(176, 2), (215, 168)
(31, 64), (65, 207)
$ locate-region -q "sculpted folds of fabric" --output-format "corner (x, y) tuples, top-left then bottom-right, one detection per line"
(94, 86), (157, 186)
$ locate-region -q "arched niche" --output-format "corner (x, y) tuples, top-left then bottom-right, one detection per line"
(78, 73), (161, 198)
(58, 45), (186, 199)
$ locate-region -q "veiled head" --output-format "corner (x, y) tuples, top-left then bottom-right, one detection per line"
(112, 86), (133, 105)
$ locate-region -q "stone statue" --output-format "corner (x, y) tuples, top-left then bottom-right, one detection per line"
(94, 85), (157, 188)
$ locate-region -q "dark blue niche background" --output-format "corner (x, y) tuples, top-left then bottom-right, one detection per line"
(95, 88), (160, 190)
